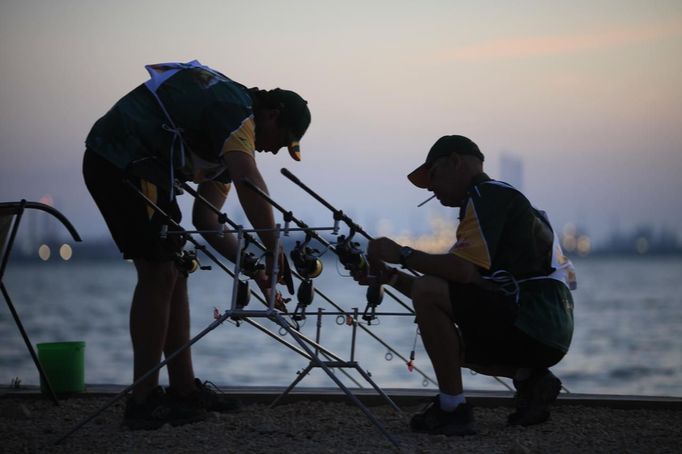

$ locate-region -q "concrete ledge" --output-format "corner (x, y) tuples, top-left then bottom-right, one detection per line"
(2, 384), (680, 410)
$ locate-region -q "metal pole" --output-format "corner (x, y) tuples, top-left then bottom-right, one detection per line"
(230, 228), (245, 311)
(350, 308), (359, 363)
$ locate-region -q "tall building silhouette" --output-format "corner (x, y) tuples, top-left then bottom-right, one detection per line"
(500, 153), (524, 191)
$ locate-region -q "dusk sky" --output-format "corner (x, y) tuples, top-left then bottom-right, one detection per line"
(1, 1), (681, 246)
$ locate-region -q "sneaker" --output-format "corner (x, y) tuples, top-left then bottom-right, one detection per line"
(410, 395), (476, 436)
(508, 369), (562, 426)
(167, 379), (241, 413)
(124, 386), (207, 430)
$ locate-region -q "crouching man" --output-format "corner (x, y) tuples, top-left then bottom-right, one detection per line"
(358, 135), (575, 435)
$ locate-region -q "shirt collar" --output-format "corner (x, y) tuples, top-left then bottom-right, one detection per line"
(458, 172), (492, 220)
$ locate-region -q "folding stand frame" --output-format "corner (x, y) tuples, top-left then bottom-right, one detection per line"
(171, 220), (403, 448)
(270, 307), (402, 417)
(56, 184), (403, 449)
(0, 200), (82, 405)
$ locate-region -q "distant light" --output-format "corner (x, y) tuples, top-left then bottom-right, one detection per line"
(577, 235), (591, 256)
(562, 235), (577, 253)
(59, 244), (73, 261)
(38, 195), (54, 206)
(38, 244), (51, 261)
(635, 237), (649, 254)
(563, 223), (577, 237)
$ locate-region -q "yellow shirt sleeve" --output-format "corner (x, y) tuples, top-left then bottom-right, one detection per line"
(450, 199), (492, 270)
(221, 116), (255, 157)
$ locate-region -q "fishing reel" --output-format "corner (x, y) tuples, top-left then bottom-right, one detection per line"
(335, 231), (368, 273)
(290, 235), (323, 279)
(175, 249), (211, 277)
(290, 235), (323, 321)
(240, 249), (265, 279)
(363, 282), (384, 324)
(235, 247), (265, 309)
(335, 231), (384, 324)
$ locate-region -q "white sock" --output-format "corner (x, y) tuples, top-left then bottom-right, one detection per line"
(439, 392), (465, 412)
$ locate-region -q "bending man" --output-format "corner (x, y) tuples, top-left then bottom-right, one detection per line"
(83, 60), (310, 430)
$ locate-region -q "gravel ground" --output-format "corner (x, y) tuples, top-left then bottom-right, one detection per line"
(1, 395), (681, 453)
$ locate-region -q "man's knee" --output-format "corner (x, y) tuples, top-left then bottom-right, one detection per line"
(411, 275), (450, 312)
(135, 259), (178, 286)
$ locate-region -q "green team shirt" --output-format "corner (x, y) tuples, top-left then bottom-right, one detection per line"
(451, 173), (574, 353)
(85, 65), (256, 191)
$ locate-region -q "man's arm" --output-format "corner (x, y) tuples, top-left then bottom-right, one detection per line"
(368, 237), (479, 284)
(192, 181), (239, 261)
(221, 151), (278, 253)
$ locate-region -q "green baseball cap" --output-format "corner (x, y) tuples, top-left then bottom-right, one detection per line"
(407, 135), (484, 188)
(270, 89), (311, 161)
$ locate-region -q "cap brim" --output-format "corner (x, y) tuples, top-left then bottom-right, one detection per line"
(407, 163), (430, 188)
(288, 141), (301, 161)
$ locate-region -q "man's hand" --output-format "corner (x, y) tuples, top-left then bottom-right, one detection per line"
(347, 254), (400, 288)
(367, 237), (402, 264)
(277, 250), (295, 295)
(254, 269), (290, 312)
(264, 245), (294, 294)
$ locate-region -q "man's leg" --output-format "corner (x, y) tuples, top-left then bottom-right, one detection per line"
(412, 275), (463, 395)
(410, 275), (475, 436)
(467, 364), (517, 379)
(163, 272), (241, 414)
(130, 259), (177, 403)
(164, 273), (197, 395)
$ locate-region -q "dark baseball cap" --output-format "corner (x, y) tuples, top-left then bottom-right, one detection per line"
(407, 135), (484, 188)
(270, 88), (311, 161)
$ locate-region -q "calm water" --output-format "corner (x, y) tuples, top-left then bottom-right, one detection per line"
(1, 256), (680, 397)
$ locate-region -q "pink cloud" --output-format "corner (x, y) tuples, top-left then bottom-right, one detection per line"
(443, 20), (682, 61)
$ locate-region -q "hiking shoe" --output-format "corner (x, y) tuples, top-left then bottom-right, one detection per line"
(167, 379), (241, 413)
(410, 396), (476, 436)
(124, 386), (207, 430)
(508, 369), (562, 426)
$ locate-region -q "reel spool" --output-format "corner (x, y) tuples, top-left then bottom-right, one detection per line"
(335, 232), (367, 273)
(290, 237), (323, 279)
(290, 235), (323, 320)
(175, 249), (211, 276)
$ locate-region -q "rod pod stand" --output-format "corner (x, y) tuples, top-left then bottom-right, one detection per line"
(54, 182), (366, 445)
(178, 179), (438, 388)
(269, 308), (402, 448)
(238, 178), (439, 387)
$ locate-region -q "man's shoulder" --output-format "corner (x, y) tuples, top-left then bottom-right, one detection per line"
(470, 179), (528, 205)
(166, 69), (251, 104)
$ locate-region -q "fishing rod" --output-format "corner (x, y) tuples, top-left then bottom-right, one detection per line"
(179, 180), (438, 386)
(241, 178), (413, 315)
(280, 168), (421, 300)
(240, 178), (438, 386)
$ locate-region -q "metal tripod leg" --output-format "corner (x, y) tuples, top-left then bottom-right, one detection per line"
(1, 283), (59, 405)
(269, 362), (316, 408)
(351, 365), (402, 415)
(0, 201), (59, 405)
(273, 312), (401, 449)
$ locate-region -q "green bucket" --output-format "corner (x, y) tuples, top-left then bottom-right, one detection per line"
(37, 341), (85, 394)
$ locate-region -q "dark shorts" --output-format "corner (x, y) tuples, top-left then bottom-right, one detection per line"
(449, 282), (564, 368)
(82, 149), (185, 261)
